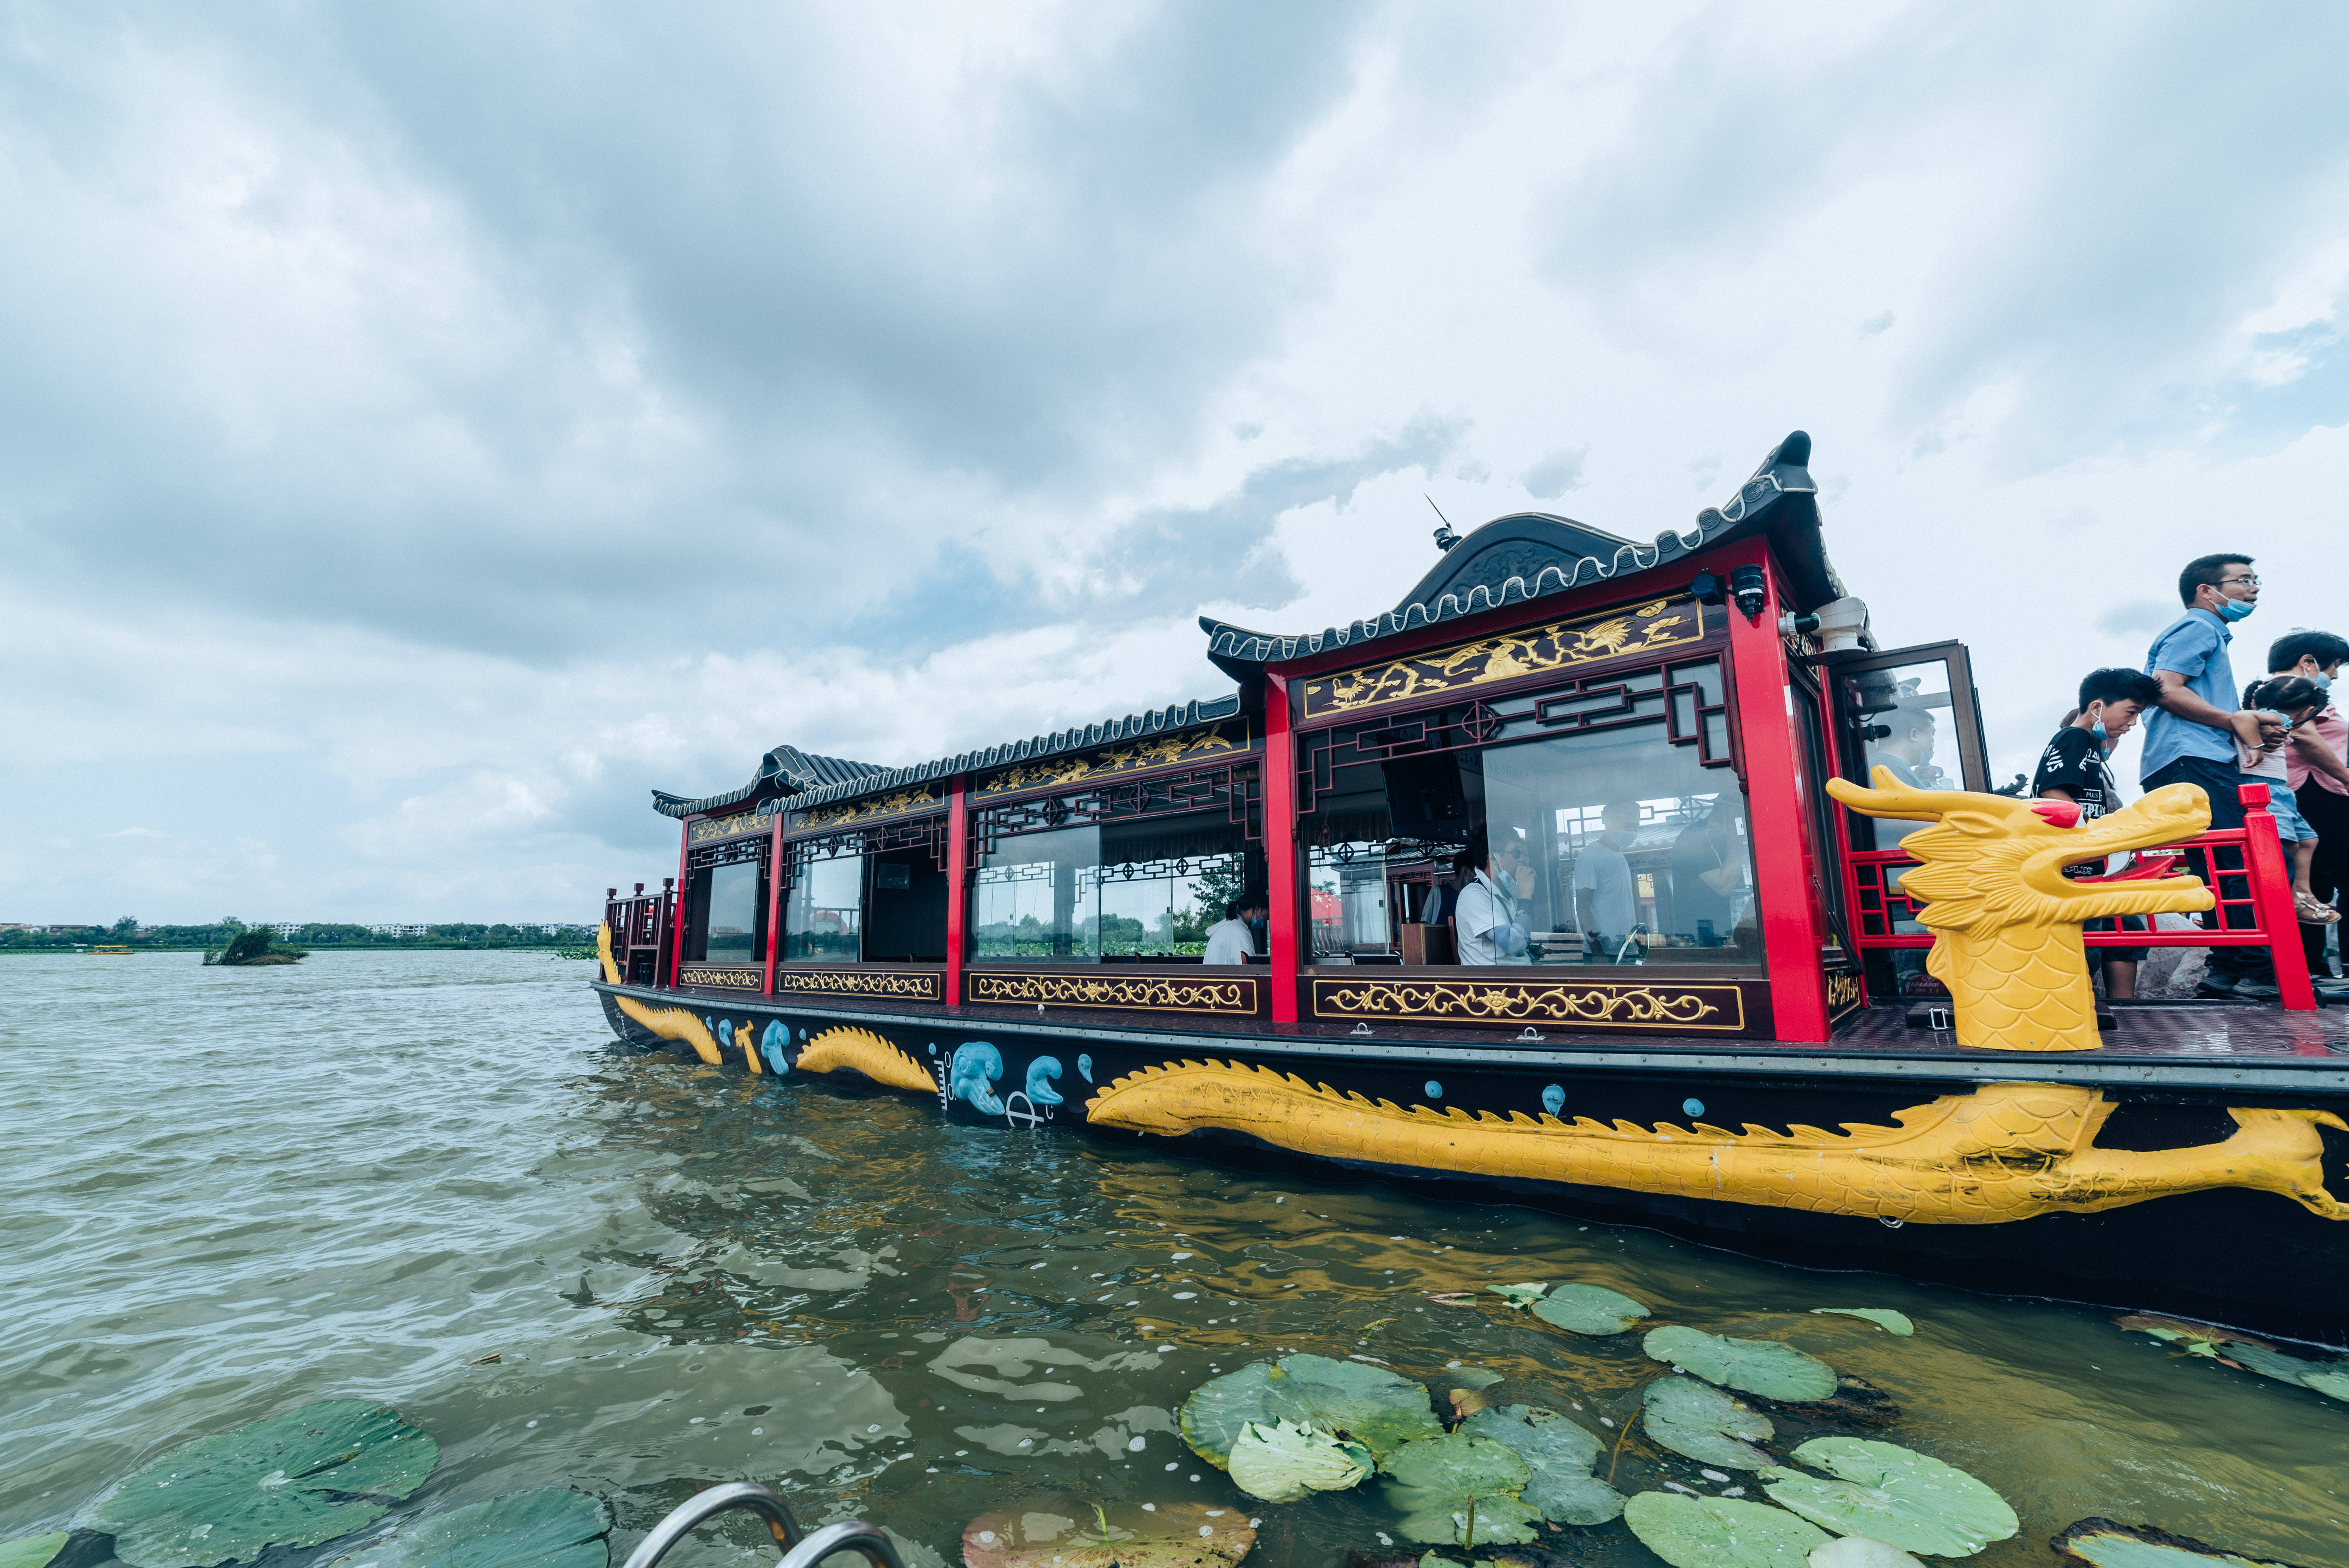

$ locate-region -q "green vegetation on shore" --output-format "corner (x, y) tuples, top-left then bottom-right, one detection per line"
(1, 916), (598, 954)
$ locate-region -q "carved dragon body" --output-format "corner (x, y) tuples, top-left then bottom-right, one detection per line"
(1825, 768), (2217, 1051)
(1082, 1062), (2349, 1224)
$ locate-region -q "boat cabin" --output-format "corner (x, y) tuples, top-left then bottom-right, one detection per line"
(611, 433), (2095, 1043)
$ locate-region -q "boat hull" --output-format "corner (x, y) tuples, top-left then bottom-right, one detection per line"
(593, 980), (2349, 1344)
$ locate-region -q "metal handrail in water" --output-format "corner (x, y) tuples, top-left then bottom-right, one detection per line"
(618, 1481), (904, 1568)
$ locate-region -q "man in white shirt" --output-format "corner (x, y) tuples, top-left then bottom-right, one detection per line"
(1572, 800), (1642, 964)
(1456, 830), (1535, 966)
(1203, 892), (1268, 964)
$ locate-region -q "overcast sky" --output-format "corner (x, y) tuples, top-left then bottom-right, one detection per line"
(5, 1), (2347, 923)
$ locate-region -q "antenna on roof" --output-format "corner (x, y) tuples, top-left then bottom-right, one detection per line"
(1425, 494), (1461, 553)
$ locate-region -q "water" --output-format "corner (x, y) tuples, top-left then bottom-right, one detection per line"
(5, 952), (2347, 1567)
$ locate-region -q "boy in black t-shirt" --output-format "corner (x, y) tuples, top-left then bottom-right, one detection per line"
(2032, 668), (2165, 997)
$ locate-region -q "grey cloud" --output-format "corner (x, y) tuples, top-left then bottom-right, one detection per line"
(1521, 446), (1586, 499)
(2095, 599), (2176, 637)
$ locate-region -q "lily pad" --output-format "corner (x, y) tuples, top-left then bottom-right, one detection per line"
(1532, 1283), (1651, 1336)
(0, 1536), (69, 1568)
(1622, 1491), (1831, 1568)
(1447, 1367), (1505, 1390)
(1759, 1438), (2016, 1557)
(1810, 1310), (1913, 1338)
(1644, 1328), (1837, 1402)
(1642, 1377), (1775, 1470)
(1226, 1419), (1372, 1503)
(1461, 1404), (1623, 1524)
(336, 1489), (609, 1568)
(2117, 1317), (2349, 1403)
(1380, 1434), (1541, 1546)
(79, 1399), (439, 1567)
(963, 1500), (1254, 1567)
(1183, 1354), (1441, 1467)
(1809, 1538), (1926, 1568)
(2050, 1517), (2310, 1568)
(1488, 1283), (1549, 1311)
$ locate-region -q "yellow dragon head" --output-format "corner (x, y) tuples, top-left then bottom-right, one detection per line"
(1825, 767), (2215, 936)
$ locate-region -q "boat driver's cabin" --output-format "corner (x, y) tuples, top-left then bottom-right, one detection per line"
(608, 434), (2042, 1044)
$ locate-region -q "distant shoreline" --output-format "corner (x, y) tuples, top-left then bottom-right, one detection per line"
(0, 943), (598, 955)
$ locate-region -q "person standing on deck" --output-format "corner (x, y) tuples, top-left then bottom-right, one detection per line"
(1457, 828), (1535, 966)
(1572, 800), (1643, 964)
(2271, 631), (2349, 994)
(1203, 892), (1268, 965)
(2140, 554), (2287, 1000)
(2033, 668), (2162, 1000)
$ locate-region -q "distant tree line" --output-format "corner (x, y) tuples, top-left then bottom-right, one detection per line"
(0, 917), (599, 953)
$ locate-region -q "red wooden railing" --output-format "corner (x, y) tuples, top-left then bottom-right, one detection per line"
(1842, 783), (2317, 1012)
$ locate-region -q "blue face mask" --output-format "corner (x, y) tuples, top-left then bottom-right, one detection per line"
(2214, 595), (2256, 623)
(2091, 717), (2107, 742)
(2312, 671), (2334, 692)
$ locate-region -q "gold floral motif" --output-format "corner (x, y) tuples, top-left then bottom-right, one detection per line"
(796, 786), (942, 830)
(688, 810), (767, 844)
(978, 723), (1249, 798)
(679, 965), (764, 991)
(1311, 977), (1744, 1030)
(1300, 598), (1704, 719)
(775, 968), (943, 1000)
(967, 970), (1259, 1014)
(1824, 969), (1864, 1018)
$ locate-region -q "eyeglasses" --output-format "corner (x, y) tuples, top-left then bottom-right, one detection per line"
(2218, 574), (2261, 588)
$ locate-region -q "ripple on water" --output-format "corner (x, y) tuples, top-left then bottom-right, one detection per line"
(4, 952), (2349, 1568)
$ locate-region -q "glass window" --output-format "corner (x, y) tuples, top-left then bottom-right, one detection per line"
(973, 816), (1256, 962)
(785, 852), (863, 960)
(698, 862), (763, 962)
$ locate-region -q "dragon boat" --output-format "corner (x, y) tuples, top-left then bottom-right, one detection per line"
(593, 432), (2349, 1343)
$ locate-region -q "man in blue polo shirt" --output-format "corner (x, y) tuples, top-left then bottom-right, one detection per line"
(2142, 553), (2282, 998)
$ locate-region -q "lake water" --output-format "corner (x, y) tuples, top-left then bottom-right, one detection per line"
(5, 952), (2346, 1567)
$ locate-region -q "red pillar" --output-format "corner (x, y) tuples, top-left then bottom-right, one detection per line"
(1264, 677), (1301, 1023)
(945, 774), (969, 1005)
(1721, 551), (1833, 1043)
(762, 812), (784, 996)
(2241, 783), (2318, 1012)
(669, 821), (691, 988)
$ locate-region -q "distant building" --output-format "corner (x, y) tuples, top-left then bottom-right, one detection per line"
(273, 923), (304, 938)
(370, 923), (430, 937)
(46, 924), (96, 934)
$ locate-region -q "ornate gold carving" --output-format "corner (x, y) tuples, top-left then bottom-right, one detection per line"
(1824, 968), (1864, 1020)
(1312, 977), (1745, 1031)
(607, 996), (725, 1065)
(796, 1025), (938, 1095)
(796, 786), (942, 830)
(977, 723), (1250, 798)
(967, 970), (1260, 1014)
(597, 920), (620, 984)
(1300, 597), (1705, 720)
(679, 965), (764, 991)
(688, 810), (767, 844)
(1082, 1064), (2349, 1226)
(775, 967), (943, 1000)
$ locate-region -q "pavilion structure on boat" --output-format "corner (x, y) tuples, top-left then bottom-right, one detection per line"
(603, 431), (2313, 1043)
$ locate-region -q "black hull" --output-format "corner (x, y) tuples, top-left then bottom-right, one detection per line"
(593, 981), (2349, 1345)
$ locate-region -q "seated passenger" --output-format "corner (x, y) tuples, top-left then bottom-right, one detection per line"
(1668, 802), (1742, 947)
(1456, 829), (1535, 965)
(1203, 892), (1269, 964)
(1573, 800), (1642, 964)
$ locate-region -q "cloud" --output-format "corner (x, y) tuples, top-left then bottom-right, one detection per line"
(1521, 447), (1587, 500)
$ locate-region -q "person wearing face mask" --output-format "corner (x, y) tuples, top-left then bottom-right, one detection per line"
(1456, 828), (1536, 966)
(1203, 892), (1269, 965)
(2269, 632), (2349, 994)
(2141, 554), (2289, 998)
(1572, 800), (1644, 965)
(2032, 668), (2164, 999)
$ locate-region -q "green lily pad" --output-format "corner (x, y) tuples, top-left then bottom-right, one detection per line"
(1810, 1310), (1913, 1338)
(2049, 1518), (2310, 1568)
(2117, 1315), (2349, 1403)
(1760, 1438), (2017, 1557)
(1183, 1354), (1441, 1467)
(2300, 1369), (2349, 1402)
(336, 1489), (609, 1568)
(963, 1501), (1254, 1567)
(1809, 1538), (1926, 1568)
(1642, 1377), (1775, 1470)
(1380, 1434), (1541, 1546)
(79, 1398), (439, 1567)
(1447, 1367), (1505, 1390)
(1532, 1283), (1650, 1336)
(1488, 1283), (1549, 1311)
(1460, 1405), (1622, 1524)
(0, 1535), (69, 1568)
(1622, 1491), (1831, 1568)
(1226, 1419), (1373, 1503)
(1644, 1328), (1837, 1402)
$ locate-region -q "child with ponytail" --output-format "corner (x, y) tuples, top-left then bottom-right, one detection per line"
(2241, 674), (2341, 926)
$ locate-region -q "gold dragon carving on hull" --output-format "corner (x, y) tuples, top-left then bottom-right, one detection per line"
(597, 921), (732, 1066)
(1081, 1060), (2349, 1224)
(1827, 768), (2219, 1052)
(796, 1025), (937, 1095)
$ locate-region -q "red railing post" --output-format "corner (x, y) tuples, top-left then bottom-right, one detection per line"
(762, 812), (783, 996)
(670, 822), (691, 988)
(945, 774), (969, 1006)
(2240, 783), (2317, 1012)
(1264, 677), (1300, 1024)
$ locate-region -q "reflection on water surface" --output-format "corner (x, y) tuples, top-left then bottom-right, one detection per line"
(2, 954), (2345, 1566)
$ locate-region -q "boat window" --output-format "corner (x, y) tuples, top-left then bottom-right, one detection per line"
(784, 851), (863, 960)
(1298, 655), (1758, 968)
(688, 860), (765, 963)
(972, 815), (1258, 963)
(1830, 643), (1990, 850)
